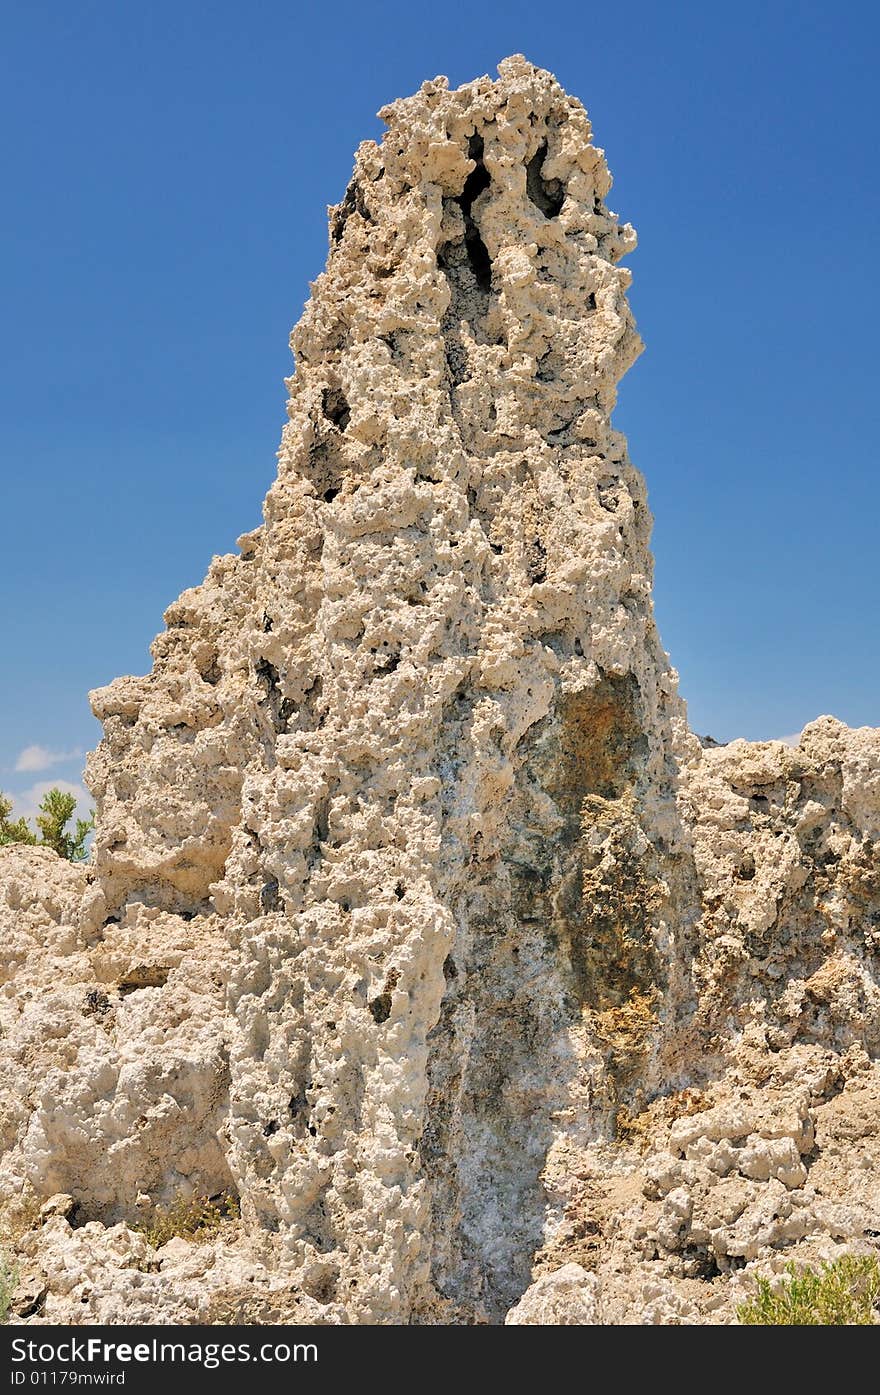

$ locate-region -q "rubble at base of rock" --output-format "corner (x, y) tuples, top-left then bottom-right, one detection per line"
(1, 57), (877, 1326)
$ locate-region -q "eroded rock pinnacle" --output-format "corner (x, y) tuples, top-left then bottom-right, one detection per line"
(2, 58), (878, 1326)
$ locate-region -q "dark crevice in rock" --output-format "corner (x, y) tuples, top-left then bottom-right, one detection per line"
(117, 965), (170, 996)
(373, 644), (401, 674)
(198, 651), (221, 685)
(438, 131), (495, 404)
(536, 348), (557, 383)
(526, 537), (547, 584)
(310, 795), (330, 863)
(458, 134), (492, 290)
(305, 437), (344, 499)
(322, 386), (351, 431)
(254, 657), (280, 700)
(289, 1088), (308, 1119)
(255, 657), (293, 735)
(526, 141), (565, 218)
(331, 176), (374, 243)
(260, 876), (281, 913)
(546, 403), (590, 443)
(597, 478), (621, 512)
(293, 675), (324, 735)
(369, 967), (400, 1024)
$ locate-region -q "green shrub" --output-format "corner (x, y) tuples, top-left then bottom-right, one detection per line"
(0, 788), (93, 861)
(737, 1254), (880, 1325)
(135, 1192), (240, 1249)
(0, 794), (35, 848)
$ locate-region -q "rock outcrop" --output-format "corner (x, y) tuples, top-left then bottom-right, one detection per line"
(518, 719), (880, 1322)
(2, 58), (878, 1326)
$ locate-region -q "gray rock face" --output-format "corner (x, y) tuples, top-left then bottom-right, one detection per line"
(1, 58), (878, 1326)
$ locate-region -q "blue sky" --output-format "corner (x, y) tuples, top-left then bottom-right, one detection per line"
(2, 0), (878, 818)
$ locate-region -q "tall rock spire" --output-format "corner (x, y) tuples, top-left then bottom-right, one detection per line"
(84, 56), (690, 1321)
(7, 57), (876, 1327)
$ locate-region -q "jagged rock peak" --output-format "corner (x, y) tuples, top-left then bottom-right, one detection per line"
(81, 55), (682, 1324)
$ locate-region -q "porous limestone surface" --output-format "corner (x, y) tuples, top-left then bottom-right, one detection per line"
(1, 59), (877, 1326)
(520, 719), (880, 1322)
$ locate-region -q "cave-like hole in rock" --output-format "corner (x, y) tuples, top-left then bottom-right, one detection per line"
(526, 141), (565, 218)
(459, 133), (492, 290)
(322, 386), (351, 431)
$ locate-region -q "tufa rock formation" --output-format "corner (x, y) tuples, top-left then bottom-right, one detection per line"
(2, 57), (879, 1325)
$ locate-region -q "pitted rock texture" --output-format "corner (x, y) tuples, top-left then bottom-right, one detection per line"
(0, 848), (233, 1221)
(1, 59), (878, 1326)
(520, 720), (880, 1322)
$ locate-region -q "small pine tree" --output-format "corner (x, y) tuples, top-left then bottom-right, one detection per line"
(34, 788), (93, 860)
(0, 789), (93, 861)
(0, 793), (37, 848)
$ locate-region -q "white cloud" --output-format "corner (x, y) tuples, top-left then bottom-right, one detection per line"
(776, 733), (802, 747)
(14, 744), (83, 773)
(11, 779), (93, 824)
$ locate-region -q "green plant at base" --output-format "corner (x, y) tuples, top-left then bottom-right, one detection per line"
(0, 789), (93, 861)
(737, 1254), (880, 1325)
(135, 1193), (240, 1249)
